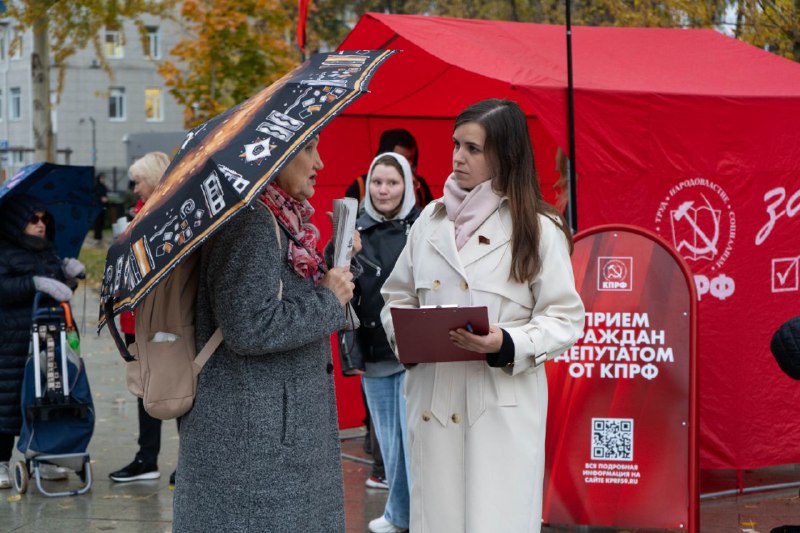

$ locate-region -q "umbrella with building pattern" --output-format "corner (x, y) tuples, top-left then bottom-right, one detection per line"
(98, 50), (397, 329)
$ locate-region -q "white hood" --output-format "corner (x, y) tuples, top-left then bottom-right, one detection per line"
(363, 151), (417, 222)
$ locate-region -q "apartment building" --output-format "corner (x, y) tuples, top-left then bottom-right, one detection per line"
(0, 15), (185, 188)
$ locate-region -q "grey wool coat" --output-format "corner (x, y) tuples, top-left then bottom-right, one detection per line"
(172, 204), (347, 533)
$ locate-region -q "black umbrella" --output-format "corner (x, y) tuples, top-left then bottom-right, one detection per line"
(98, 50), (397, 328)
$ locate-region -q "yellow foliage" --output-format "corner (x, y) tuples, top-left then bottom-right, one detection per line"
(159, 0), (299, 128)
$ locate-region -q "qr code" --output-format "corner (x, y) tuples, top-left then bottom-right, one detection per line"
(591, 418), (633, 461)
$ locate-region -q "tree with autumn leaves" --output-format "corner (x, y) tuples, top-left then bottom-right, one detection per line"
(3, 0), (175, 162)
(158, 0), (297, 128)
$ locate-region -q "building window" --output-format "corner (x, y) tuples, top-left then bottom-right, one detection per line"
(104, 30), (123, 58)
(144, 26), (160, 59)
(145, 88), (163, 121)
(109, 87), (126, 120)
(9, 87), (21, 120)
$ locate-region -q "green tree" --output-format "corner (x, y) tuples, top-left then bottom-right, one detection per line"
(4, 0), (175, 162)
(159, 0), (296, 128)
(734, 0), (800, 61)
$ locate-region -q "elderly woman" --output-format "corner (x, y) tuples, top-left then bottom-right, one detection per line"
(0, 194), (85, 488)
(173, 135), (355, 532)
(381, 99), (585, 532)
(110, 151), (173, 484)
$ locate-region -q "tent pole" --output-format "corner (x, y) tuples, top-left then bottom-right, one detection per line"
(566, 0), (578, 232)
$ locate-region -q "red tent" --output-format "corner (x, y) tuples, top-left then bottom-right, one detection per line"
(315, 13), (800, 471)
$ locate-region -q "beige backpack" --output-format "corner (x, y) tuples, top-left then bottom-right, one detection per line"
(108, 206), (281, 420)
(125, 251), (222, 420)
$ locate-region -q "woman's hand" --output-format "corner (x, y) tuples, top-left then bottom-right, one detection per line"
(448, 325), (504, 353)
(320, 266), (355, 306)
(350, 230), (362, 258)
(62, 257), (86, 279)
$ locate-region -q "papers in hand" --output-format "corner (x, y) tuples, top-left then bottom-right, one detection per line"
(332, 197), (358, 268)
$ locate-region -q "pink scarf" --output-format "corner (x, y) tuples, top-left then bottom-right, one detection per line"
(443, 174), (502, 250)
(260, 184), (326, 285)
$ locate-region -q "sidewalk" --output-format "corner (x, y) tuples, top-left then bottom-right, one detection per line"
(2, 284), (798, 532)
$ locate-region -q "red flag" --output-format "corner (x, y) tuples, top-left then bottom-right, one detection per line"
(297, 0), (309, 52)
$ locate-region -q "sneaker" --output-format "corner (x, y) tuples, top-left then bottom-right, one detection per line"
(365, 474), (389, 490)
(0, 462), (10, 489)
(368, 515), (408, 533)
(38, 463), (68, 480)
(109, 459), (160, 482)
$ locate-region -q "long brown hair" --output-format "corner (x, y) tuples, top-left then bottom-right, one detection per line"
(454, 99), (572, 282)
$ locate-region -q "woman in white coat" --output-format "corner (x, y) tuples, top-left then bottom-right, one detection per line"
(380, 99), (585, 532)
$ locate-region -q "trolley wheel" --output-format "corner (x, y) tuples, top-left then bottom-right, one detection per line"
(13, 461), (28, 494)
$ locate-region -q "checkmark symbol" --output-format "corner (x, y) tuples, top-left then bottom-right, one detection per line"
(773, 257), (799, 292)
(776, 260), (797, 285)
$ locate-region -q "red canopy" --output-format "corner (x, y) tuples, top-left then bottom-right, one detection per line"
(316, 13), (800, 471)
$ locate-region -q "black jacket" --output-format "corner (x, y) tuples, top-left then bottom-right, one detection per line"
(352, 207), (420, 365)
(0, 196), (66, 434)
(771, 315), (800, 380)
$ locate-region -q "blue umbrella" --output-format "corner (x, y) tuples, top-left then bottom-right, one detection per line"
(0, 163), (100, 258)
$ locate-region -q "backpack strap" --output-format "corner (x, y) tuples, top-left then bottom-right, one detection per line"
(105, 298), (135, 362)
(195, 328), (222, 369)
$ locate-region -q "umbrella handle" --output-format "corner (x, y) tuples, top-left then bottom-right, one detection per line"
(104, 299), (135, 362)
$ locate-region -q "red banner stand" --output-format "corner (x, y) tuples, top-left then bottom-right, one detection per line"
(543, 225), (699, 531)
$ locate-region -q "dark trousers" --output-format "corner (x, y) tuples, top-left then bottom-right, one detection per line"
(136, 397), (162, 465)
(0, 433), (14, 462)
(93, 210), (106, 240)
(126, 333), (162, 465)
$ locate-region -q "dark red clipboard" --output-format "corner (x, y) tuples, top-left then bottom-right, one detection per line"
(390, 306), (490, 364)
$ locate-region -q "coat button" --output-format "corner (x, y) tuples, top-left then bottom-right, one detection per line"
(451, 413), (461, 424)
(422, 411), (432, 422)
(432, 280), (441, 290)
(460, 280), (468, 290)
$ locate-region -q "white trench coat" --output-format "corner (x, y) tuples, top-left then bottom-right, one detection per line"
(381, 199), (584, 533)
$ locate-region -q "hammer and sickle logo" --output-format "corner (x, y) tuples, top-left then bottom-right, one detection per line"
(603, 259), (628, 282)
(671, 194), (720, 260)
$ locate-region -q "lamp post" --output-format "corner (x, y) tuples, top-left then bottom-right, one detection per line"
(79, 116), (97, 167)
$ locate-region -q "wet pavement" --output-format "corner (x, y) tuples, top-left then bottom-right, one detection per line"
(2, 284), (798, 532)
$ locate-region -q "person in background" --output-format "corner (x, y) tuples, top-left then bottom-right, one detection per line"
(344, 128), (432, 488)
(92, 173), (109, 244)
(351, 153), (419, 533)
(381, 99), (585, 532)
(173, 135), (355, 531)
(109, 152), (173, 484)
(345, 129), (434, 208)
(0, 194), (85, 488)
